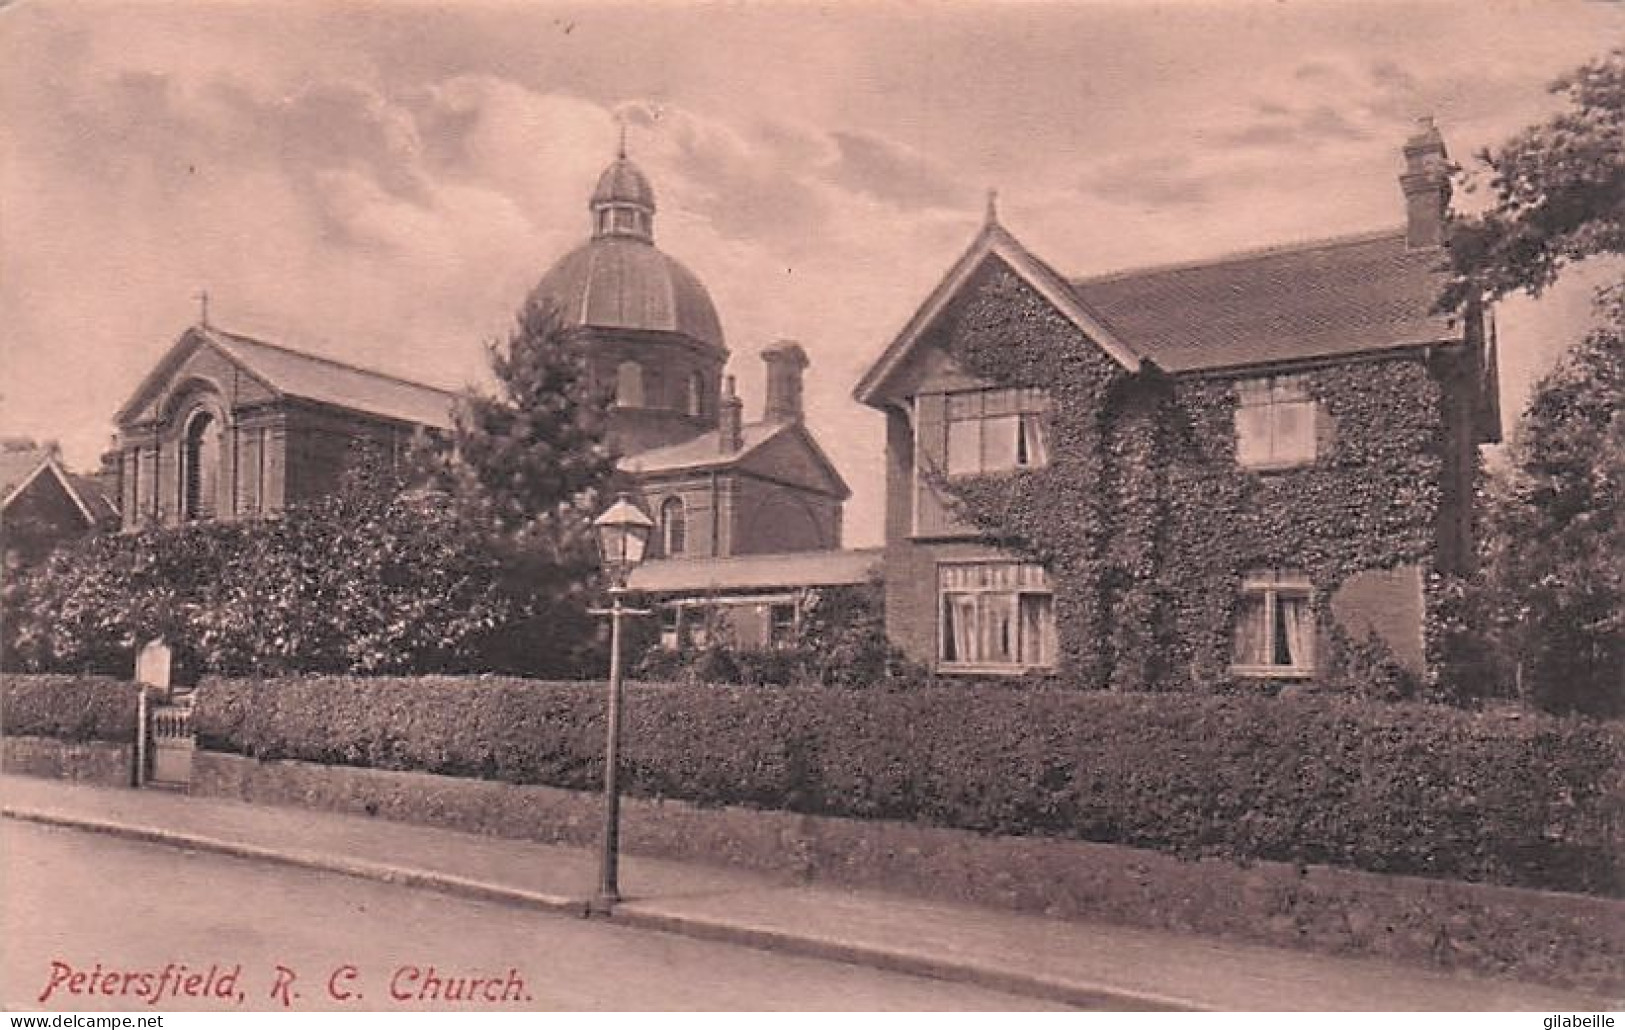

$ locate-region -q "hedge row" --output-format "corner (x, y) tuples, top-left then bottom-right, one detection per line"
(192, 676), (1625, 896)
(3, 674), (138, 743)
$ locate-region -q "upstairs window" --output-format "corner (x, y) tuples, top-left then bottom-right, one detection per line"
(944, 388), (1050, 476)
(660, 497), (686, 556)
(1235, 376), (1319, 469)
(939, 561), (1055, 672)
(1231, 572), (1314, 677)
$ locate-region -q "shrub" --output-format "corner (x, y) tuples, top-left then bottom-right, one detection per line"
(2, 674), (139, 742)
(193, 675), (1625, 895)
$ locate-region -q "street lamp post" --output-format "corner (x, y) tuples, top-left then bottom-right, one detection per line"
(590, 494), (654, 915)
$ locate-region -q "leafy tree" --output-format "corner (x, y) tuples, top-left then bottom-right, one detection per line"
(1437, 50), (1625, 716)
(1440, 48), (1624, 311)
(418, 298), (620, 677)
(1484, 297), (1623, 716)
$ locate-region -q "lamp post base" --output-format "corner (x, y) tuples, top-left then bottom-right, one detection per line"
(588, 891), (620, 917)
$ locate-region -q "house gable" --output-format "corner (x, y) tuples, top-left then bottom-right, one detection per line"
(853, 219), (1142, 410)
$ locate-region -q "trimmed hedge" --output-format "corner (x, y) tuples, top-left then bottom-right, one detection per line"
(3, 674), (139, 743)
(193, 676), (1625, 896)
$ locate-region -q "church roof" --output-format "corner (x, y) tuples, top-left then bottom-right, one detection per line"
(1069, 229), (1460, 374)
(116, 326), (458, 430)
(530, 238), (726, 352)
(618, 420), (789, 474)
(619, 419), (850, 499)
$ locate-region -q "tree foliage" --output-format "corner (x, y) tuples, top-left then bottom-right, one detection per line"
(1441, 48), (1625, 311)
(3, 454), (509, 677)
(1485, 293), (1624, 716)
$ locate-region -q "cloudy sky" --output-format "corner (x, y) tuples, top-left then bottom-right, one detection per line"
(2, 0), (1618, 545)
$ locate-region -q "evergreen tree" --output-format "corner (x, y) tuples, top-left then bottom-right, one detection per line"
(421, 298), (619, 677)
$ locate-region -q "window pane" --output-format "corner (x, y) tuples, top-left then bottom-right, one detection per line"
(1273, 400), (1316, 464)
(1233, 594), (1269, 665)
(947, 418), (981, 474)
(946, 392), (983, 420)
(1235, 405), (1272, 466)
(982, 415), (1020, 471)
(981, 594), (1016, 664)
(1019, 593), (1055, 666)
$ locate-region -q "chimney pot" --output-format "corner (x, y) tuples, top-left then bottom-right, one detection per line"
(761, 340), (809, 423)
(719, 374), (744, 453)
(1400, 117), (1451, 248)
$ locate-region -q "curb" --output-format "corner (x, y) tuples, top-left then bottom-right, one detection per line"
(3, 805), (1193, 1011)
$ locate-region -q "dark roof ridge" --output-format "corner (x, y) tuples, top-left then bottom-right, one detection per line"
(1070, 226), (1412, 287)
(202, 325), (460, 397)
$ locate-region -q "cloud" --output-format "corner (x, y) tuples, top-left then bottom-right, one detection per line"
(827, 130), (972, 211)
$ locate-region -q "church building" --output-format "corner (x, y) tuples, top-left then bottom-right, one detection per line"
(107, 146), (858, 648)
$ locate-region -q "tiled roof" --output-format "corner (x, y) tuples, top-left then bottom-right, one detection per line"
(203, 327), (458, 429)
(65, 473), (120, 525)
(1069, 230), (1460, 373)
(618, 421), (788, 474)
(628, 547), (882, 594)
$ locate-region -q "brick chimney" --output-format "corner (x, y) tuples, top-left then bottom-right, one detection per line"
(1399, 117), (1452, 248)
(718, 374), (743, 453)
(761, 340), (809, 423)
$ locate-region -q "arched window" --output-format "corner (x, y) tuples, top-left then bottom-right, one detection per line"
(661, 497), (686, 557)
(616, 361), (645, 408)
(183, 409), (220, 521)
(687, 371), (706, 418)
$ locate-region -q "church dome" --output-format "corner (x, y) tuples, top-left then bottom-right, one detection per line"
(530, 238), (726, 352)
(529, 153), (725, 352)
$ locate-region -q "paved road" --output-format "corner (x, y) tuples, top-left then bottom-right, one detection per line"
(2, 820), (1059, 1011)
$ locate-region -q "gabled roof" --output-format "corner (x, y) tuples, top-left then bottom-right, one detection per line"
(618, 420), (851, 499)
(628, 547), (882, 595)
(1070, 229), (1460, 373)
(0, 448), (114, 527)
(854, 220), (1466, 406)
(116, 325), (458, 429)
(853, 217), (1144, 407)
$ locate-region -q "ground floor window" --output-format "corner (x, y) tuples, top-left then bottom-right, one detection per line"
(938, 561), (1055, 672)
(1231, 572), (1314, 676)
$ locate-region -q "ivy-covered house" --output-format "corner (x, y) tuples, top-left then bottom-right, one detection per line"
(852, 121), (1500, 688)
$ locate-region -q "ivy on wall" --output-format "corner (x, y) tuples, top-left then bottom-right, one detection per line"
(929, 260), (1448, 692)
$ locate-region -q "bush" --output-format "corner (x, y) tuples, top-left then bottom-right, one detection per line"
(193, 675), (1625, 895)
(2, 674), (139, 742)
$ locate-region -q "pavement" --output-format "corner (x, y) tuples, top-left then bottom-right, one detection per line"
(0, 774), (1612, 1012)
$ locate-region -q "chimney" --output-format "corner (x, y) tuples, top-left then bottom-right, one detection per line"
(1399, 117), (1451, 248)
(761, 340), (809, 423)
(718, 374), (744, 453)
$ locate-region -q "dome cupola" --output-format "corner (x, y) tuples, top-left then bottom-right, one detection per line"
(591, 140), (656, 242)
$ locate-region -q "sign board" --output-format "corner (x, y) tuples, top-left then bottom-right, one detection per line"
(135, 637), (171, 691)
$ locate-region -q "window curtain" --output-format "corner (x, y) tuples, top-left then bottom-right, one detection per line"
(943, 593), (978, 663)
(1019, 593), (1055, 665)
(1276, 594), (1312, 668)
(1233, 594), (1268, 665)
(981, 593), (1016, 664)
(1018, 413), (1048, 468)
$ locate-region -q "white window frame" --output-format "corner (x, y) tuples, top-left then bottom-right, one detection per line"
(1235, 375), (1319, 471)
(1230, 572), (1315, 678)
(936, 560), (1056, 674)
(660, 496), (686, 557)
(944, 387), (1051, 478)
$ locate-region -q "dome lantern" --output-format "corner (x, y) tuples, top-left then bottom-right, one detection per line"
(591, 149), (656, 243)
